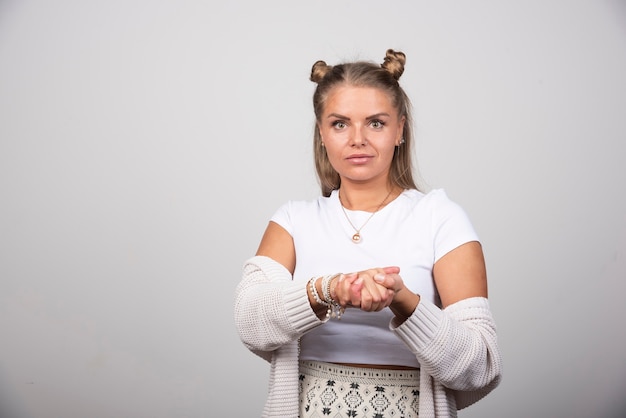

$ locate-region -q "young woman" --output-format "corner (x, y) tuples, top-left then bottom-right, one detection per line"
(234, 49), (502, 418)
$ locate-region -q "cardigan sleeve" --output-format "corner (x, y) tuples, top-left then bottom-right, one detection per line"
(234, 255), (325, 361)
(391, 296), (502, 410)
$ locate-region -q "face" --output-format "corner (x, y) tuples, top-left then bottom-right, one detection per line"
(318, 85), (405, 185)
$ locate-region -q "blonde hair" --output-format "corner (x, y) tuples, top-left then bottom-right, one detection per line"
(310, 49), (419, 197)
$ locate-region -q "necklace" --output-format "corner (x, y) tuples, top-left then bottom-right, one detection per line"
(338, 189), (394, 243)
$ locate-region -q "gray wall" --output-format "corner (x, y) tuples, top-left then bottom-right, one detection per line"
(1, 1), (625, 417)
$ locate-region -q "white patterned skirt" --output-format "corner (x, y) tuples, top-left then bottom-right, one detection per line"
(299, 360), (420, 417)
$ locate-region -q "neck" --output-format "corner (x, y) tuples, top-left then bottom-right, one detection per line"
(338, 184), (400, 212)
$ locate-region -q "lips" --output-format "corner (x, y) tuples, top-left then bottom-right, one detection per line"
(346, 154), (373, 164)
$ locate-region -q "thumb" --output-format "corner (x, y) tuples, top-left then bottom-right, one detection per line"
(373, 273), (392, 286)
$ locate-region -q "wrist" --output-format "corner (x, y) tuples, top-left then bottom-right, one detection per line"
(323, 273), (341, 302)
(308, 275), (344, 320)
(390, 289), (420, 323)
(321, 273), (345, 319)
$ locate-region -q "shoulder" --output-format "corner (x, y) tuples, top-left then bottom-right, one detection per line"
(270, 193), (334, 229)
(402, 188), (476, 233)
(420, 188), (454, 205)
(275, 193), (333, 214)
(398, 188), (459, 212)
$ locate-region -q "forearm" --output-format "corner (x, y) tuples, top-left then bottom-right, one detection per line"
(234, 256), (323, 352)
(392, 297), (502, 391)
(307, 276), (337, 320)
(389, 287), (420, 324)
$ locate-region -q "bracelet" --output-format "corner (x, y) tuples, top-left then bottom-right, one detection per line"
(321, 274), (335, 304)
(329, 302), (344, 319)
(321, 273), (345, 320)
(308, 277), (329, 306)
(308, 276), (344, 320)
(308, 277), (332, 319)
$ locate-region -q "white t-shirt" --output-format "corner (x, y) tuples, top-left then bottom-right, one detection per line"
(270, 188), (479, 368)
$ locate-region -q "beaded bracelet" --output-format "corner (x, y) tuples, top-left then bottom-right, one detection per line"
(308, 277), (333, 320)
(308, 277), (329, 307)
(321, 274), (334, 303)
(321, 274), (344, 320)
(308, 276), (344, 320)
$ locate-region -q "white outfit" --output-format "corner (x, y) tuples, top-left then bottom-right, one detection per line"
(271, 189), (479, 368)
(234, 189), (502, 417)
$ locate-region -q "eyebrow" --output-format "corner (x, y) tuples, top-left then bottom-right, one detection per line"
(326, 112), (391, 120)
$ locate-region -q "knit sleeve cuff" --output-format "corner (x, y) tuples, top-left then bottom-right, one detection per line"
(391, 298), (445, 351)
(283, 281), (327, 334)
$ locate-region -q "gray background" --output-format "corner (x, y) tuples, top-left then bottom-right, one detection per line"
(1, 1), (625, 417)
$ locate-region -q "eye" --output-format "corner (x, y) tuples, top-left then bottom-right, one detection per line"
(332, 120), (347, 129)
(369, 119), (385, 129)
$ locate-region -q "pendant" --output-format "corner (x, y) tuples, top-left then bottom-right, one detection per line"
(351, 233), (361, 243)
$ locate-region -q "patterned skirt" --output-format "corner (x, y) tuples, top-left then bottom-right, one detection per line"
(299, 360), (420, 417)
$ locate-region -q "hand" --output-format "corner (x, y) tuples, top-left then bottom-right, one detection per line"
(373, 267), (406, 295)
(373, 268), (420, 322)
(333, 266), (401, 312)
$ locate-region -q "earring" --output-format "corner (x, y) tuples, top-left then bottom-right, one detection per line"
(399, 137), (405, 145)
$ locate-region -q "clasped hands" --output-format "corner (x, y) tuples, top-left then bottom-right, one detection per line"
(331, 266), (405, 312)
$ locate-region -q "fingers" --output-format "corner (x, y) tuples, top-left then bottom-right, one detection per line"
(382, 266), (400, 274)
(333, 272), (361, 308)
(359, 275), (386, 311)
(331, 267), (403, 312)
(373, 272), (397, 290)
(355, 268), (398, 312)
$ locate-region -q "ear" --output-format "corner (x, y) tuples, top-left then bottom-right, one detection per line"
(396, 116), (406, 145)
(317, 123), (325, 144)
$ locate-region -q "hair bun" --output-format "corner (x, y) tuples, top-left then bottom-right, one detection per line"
(381, 49), (406, 80)
(310, 60), (333, 83)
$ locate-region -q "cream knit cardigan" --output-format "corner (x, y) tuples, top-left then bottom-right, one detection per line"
(234, 256), (502, 418)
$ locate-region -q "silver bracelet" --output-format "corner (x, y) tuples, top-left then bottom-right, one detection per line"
(321, 274), (344, 320)
(321, 274), (335, 304)
(308, 277), (329, 307)
(309, 276), (343, 320)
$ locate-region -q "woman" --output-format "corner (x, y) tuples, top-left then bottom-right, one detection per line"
(234, 49), (502, 418)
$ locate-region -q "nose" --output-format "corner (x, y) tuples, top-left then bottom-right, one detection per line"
(350, 128), (367, 147)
